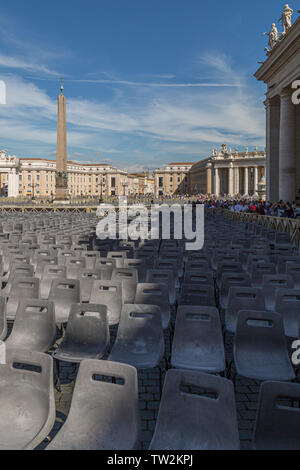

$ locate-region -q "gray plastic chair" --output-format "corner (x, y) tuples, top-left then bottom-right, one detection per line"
(219, 272), (251, 310)
(109, 304), (164, 369)
(155, 259), (180, 288)
(2, 263), (35, 298)
(253, 381), (300, 450)
(216, 261), (244, 287)
(123, 258), (146, 282)
(81, 251), (100, 269)
(146, 269), (176, 305)
(90, 280), (122, 325)
(53, 304), (109, 363)
(47, 360), (140, 450)
(6, 299), (56, 353)
(275, 289), (300, 337)
(149, 370), (240, 450)
(246, 254), (270, 273)
(0, 297), (7, 341)
(171, 306), (225, 374)
(179, 284), (216, 307)
(7, 277), (40, 321)
(48, 279), (81, 324)
(185, 260), (211, 273)
(183, 271), (214, 287)
(135, 283), (170, 330)
(277, 256), (300, 275)
(108, 304), (165, 369)
(250, 262), (277, 287)
(112, 268), (138, 304)
(0, 350), (55, 450)
(263, 274), (294, 311)
(35, 257), (58, 280)
(286, 261), (300, 288)
(233, 310), (295, 382)
(225, 286), (265, 333)
(66, 257), (86, 279)
(40, 265), (67, 300)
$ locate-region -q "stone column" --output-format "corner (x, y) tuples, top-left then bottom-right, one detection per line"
(214, 168), (220, 195)
(279, 89), (296, 202)
(254, 166), (259, 194)
(228, 164), (234, 195)
(206, 164), (212, 195)
(235, 167), (240, 194)
(244, 167), (249, 195)
(265, 98), (280, 202)
(8, 168), (19, 198)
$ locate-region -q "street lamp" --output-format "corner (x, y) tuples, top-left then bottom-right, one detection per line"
(122, 181), (128, 196)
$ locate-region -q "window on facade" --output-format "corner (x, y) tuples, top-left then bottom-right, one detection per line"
(159, 177), (164, 188)
(111, 177), (116, 188)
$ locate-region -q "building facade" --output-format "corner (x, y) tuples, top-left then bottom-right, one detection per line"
(154, 163), (194, 197)
(0, 150), (129, 199)
(255, 9), (300, 202)
(189, 145), (266, 196)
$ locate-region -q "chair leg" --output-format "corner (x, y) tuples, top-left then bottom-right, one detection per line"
(55, 359), (61, 392)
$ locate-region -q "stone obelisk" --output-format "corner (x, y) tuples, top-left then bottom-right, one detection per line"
(55, 79), (68, 201)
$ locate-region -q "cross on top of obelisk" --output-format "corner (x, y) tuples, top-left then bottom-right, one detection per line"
(60, 77), (64, 95)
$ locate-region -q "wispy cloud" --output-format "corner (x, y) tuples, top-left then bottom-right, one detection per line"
(70, 78), (243, 88)
(0, 52), (265, 165)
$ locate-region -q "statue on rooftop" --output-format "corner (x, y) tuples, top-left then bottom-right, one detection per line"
(278, 4), (293, 35)
(264, 23), (279, 52)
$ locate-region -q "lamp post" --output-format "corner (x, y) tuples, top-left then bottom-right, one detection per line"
(122, 181), (128, 196)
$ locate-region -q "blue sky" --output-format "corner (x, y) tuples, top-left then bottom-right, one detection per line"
(0, 1), (294, 171)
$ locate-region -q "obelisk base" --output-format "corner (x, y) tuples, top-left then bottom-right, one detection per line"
(55, 176), (69, 202)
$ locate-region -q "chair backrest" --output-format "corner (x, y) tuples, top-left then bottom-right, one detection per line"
(251, 262), (276, 286)
(185, 260), (211, 272)
(6, 299), (56, 352)
(253, 381), (300, 450)
(180, 284), (215, 307)
(247, 255), (270, 273)
(81, 251), (100, 269)
(184, 271), (214, 286)
(66, 257), (86, 278)
(48, 279), (81, 323)
(107, 251), (128, 260)
(263, 274), (294, 310)
(234, 310), (289, 364)
(275, 289), (300, 337)
(0, 297), (6, 341)
(62, 303), (109, 357)
(135, 283), (170, 329)
(40, 264), (67, 299)
(90, 280), (122, 325)
(0, 349), (55, 450)
(109, 304), (164, 365)
(171, 306), (225, 373)
(277, 256), (300, 275)
(220, 272), (251, 300)
(149, 370), (239, 450)
(47, 359), (140, 450)
(226, 287), (265, 333)
(35, 257), (58, 279)
(217, 261), (244, 286)
(286, 262), (300, 288)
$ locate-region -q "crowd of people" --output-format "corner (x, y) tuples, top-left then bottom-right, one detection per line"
(203, 199), (300, 219)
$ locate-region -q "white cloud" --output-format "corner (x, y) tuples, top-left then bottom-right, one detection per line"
(0, 53), (265, 166)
